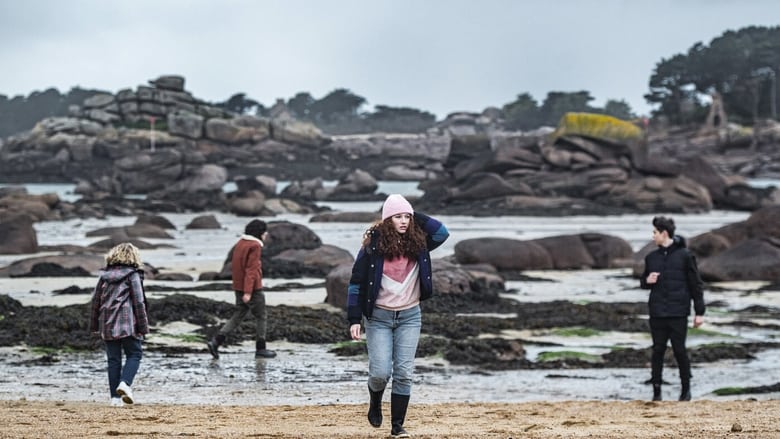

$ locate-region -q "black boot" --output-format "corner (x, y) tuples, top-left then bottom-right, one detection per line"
(679, 381), (691, 401)
(652, 384), (662, 401)
(207, 334), (225, 359)
(367, 385), (384, 428)
(390, 393), (410, 438)
(255, 338), (277, 358)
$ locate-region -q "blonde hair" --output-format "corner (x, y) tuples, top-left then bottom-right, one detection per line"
(105, 242), (142, 268)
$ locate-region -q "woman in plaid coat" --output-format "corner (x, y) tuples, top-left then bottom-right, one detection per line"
(90, 242), (150, 406)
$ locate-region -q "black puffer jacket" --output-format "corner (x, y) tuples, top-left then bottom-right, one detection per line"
(640, 236), (705, 318)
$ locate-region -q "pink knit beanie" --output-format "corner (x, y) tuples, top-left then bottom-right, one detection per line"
(382, 194), (414, 220)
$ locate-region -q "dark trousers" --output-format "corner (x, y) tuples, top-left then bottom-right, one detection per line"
(649, 316), (691, 385)
(219, 290), (267, 341)
(105, 336), (143, 397)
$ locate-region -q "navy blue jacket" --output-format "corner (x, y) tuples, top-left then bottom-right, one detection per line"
(347, 212), (449, 325)
(640, 236), (706, 318)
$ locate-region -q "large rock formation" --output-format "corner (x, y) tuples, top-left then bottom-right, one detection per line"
(416, 112), (778, 215)
(2, 75), (777, 218)
(0, 213), (38, 254)
(0, 75), (329, 198)
(453, 233), (634, 272)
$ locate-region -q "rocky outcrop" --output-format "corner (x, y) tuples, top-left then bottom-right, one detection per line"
(233, 174), (277, 197)
(415, 113), (778, 215)
(0, 189), (63, 222)
(649, 120), (780, 181)
(309, 211), (380, 223)
(0, 75), (330, 197)
(693, 206), (780, 281)
(454, 233), (633, 272)
(329, 169), (378, 198)
(0, 213), (38, 254)
(698, 239), (780, 281)
(86, 223), (174, 239)
(454, 238), (553, 271)
(186, 215), (221, 229)
(135, 214), (176, 229)
(324, 264), (352, 309)
(270, 118), (328, 148)
(2, 75), (777, 218)
(273, 245), (353, 278)
(0, 254), (104, 277)
(324, 133), (450, 181)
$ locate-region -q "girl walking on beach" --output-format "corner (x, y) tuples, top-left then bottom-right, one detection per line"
(347, 194), (449, 438)
(90, 242), (150, 406)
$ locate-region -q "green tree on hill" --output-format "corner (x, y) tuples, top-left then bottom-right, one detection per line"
(216, 93), (265, 116)
(502, 92), (541, 130)
(602, 99), (635, 121)
(309, 88), (367, 124)
(646, 25), (780, 125)
(284, 88), (436, 134)
(0, 87), (104, 137)
(287, 92), (315, 119)
(501, 91), (636, 130)
(364, 105), (436, 133)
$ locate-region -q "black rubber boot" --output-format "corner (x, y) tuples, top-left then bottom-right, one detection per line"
(390, 393), (410, 438)
(652, 384), (662, 401)
(368, 385), (384, 428)
(679, 381), (691, 401)
(255, 338), (277, 358)
(207, 334), (225, 359)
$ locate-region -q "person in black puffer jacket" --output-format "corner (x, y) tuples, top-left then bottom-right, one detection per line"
(640, 216), (705, 402)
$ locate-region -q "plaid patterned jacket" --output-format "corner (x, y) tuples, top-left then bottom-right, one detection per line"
(90, 265), (150, 340)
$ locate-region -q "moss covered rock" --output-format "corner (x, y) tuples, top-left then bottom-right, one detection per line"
(552, 112), (643, 145)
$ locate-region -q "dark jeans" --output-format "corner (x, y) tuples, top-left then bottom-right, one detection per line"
(649, 316), (691, 385)
(219, 290), (267, 341)
(105, 336), (143, 397)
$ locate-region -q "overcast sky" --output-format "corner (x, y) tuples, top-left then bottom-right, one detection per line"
(1, 0), (779, 118)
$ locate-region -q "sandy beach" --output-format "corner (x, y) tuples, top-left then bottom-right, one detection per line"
(2, 399), (778, 438)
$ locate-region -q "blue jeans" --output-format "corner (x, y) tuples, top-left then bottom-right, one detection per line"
(105, 336), (143, 398)
(365, 305), (421, 396)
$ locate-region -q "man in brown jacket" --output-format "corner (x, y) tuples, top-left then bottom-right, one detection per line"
(207, 219), (276, 359)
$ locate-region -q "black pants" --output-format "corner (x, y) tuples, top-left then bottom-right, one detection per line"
(219, 290), (267, 341)
(649, 316), (691, 385)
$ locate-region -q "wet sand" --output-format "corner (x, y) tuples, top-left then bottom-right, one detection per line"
(2, 399), (777, 438)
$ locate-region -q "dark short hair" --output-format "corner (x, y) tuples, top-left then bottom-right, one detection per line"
(245, 219), (267, 238)
(652, 216), (675, 238)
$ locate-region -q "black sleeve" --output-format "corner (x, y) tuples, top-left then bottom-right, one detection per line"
(639, 255), (651, 289)
(687, 253), (706, 316)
